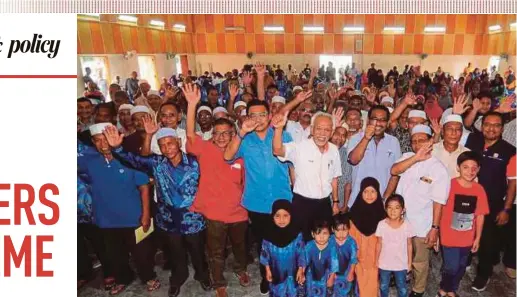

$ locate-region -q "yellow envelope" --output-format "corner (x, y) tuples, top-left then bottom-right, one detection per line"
(135, 219), (154, 244)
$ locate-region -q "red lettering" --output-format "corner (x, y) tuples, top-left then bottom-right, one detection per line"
(38, 184), (59, 225)
(4, 235), (31, 277)
(0, 184), (10, 225)
(14, 184), (35, 225)
(36, 235), (53, 277)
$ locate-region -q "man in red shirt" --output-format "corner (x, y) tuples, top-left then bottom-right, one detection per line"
(504, 154), (516, 279)
(184, 83), (249, 297)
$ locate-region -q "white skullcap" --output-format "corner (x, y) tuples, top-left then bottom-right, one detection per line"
(118, 104), (134, 112)
(411, 124), (432, 136)
(440, 108), (453, 125)
(443, 114), (463, 126)
(89, 123), (114, 136)
(271, 96), (286, 104)
(240, 109), (247, 116)
(234, 101), (247, 109)
(139, 79), (149, 86)
(381, 96), (394, 104)
(147, 90), (160, 97)
(156, 128), (178, 140)
(197, 106), (212, 115)
(293, 86), (303, 92)
(212, 107), (228, 115)
(408, 109), (427, 120)
(130, 105), (151, 116)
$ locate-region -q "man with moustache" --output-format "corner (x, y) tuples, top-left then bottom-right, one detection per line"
(272, 111), (342, 241)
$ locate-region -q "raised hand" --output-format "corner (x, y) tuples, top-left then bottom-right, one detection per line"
(142, 114), (159, 135)
(414, 141), (433, 162)
(241, 117), (259, 134)
(472, 98), (482, 112)
(271, 112), (288, 129)
(164, 87), (179, 99)
(182, 83), (201, 106)
(364, 120), (376, 140)
(403, 93), (417, 106)
(366, 89), (377, 104)
(430, 118), (441, 135)
(332, 107), (345, 127)
(296, 90), (313, 102)
(103, 125), (124, 148)
(255, 62), (266, 76)
(310, 67), (317, 79)
(452, 94), (469, 115)
(229, 84), (239, 99)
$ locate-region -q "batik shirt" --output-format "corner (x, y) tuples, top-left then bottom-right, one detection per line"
(330, 235), (358, 297)
(260, 233), (307, 297)
(113, 147), (205, 234)
(77, 141), (95, 224)
(387, 125), (412, 154)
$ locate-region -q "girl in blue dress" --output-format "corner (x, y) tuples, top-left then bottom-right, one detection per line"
(330, 214), (358, 297)
(260, 200), (307, 297)
(305, 220), (339, 297)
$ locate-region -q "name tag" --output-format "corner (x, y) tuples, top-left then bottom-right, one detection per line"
(231, 163), (241, 170)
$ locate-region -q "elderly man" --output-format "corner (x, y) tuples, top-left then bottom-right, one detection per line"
(104, 121), (211, 297)
(78, 123), (158, 295)
(224, 99), (294, 295)
(272, 111), (342, 241)
(184, 84), (249, 297)
(330, 125), (351, 210)
(270, 95), (286, 116)
(466, 111), (516, 291)
(196, 105), (214, 140)
(388, 94), (427, 153)
(390, 124), (450, 297)
(432, 114), (470, 177)
(347, 105), (402, 208)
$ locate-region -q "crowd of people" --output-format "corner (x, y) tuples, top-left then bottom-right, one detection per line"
(78, 60), (516, 297)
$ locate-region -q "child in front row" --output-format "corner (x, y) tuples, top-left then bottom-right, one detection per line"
(376, 194), (415, 297)
(305, 220), (339, 297)
(438, 151), (489, 297)
(330, 214), (358, 297)
(260, 199), (306, 297)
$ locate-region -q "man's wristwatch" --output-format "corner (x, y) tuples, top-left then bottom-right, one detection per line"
(333, 200), (339, 204)
(504, 208), (512, 214)
(431, 225), (440, 230)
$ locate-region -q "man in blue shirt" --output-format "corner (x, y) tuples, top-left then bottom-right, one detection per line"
(77, 123), (159, 295)
(103, 120), (211, 297)
(224, 99), (293, 295)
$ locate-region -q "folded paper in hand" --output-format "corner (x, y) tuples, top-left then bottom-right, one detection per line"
(135, 219), (154, 244)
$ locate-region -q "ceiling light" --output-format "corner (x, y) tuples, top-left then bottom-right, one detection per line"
(118, 15), (138, 23)
(343, 26), (365, 32)
(263, 26), (284, 32)
(303, 26), (324, 32)
(424, 26), (446, 33)
(488, 24), (502, 31)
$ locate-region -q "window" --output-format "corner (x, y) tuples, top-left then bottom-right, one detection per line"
(488, 56), (501, 73)
(137, 55), (159, 90)
(175, 55), (182, 75)
(318, 55), (353, 81)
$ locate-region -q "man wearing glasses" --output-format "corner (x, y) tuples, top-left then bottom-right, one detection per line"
(224, 98), (294, 295)
(466, 111), (516, 292)
(183, 84), (250, 297)
(347, 105), (402, 208)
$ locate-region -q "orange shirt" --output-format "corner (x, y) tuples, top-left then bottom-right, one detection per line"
(440, 178), (489, 247)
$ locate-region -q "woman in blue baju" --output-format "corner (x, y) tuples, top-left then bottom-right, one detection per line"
(305, 220), (339, 297)
(260, 200), (306, 297)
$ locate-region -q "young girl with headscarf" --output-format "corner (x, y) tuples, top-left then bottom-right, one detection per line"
(260, 200), (306, 297)
(349, 177), (387, 297)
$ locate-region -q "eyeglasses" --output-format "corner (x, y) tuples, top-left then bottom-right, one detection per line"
(213, 131), (234, 138)
(369, 117), (388, 123)
(248, 112), (268, 119)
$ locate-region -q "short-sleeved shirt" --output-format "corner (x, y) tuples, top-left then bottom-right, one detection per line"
(376, 219), (415, 271)
(78, 151), (149, 228)
(466, 132), (515, 215)
(235, 127), (293, 214)
(432, 141), (471, 178)
(187, 135), (247, 223)
(387, 126), (412, 154)
(395, 153), (450, 237)
(280, 139), (342, 199)
(347, 132), (402, 207)
(507, 155), (516, 205)
(286, 120), (311, 144)
(440, 178), (489, 247)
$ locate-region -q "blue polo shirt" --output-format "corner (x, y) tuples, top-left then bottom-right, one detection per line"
(78, 151), (149, 228)
(235, 127), (293, 214)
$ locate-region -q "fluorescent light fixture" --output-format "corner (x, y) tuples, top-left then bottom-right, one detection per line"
(510, 22), (516, 28)
(383, 26), (405, 32)
(263, 26), (284, 32)
(150, 20), (165, 27)
(488, 24), (502, 31)
(173, 23), (186, 30)
(303, 26), (324, 32)
(424, 26), (446, 33)
(118, 15), (138, 23)
(225, 26), (245, 31)
(343, 26), (365, 32)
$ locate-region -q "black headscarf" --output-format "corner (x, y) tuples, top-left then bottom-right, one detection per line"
(349, 177), (387, 236)
(266, 199), (300, 248)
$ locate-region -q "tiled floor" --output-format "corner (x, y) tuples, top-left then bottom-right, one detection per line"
(79, 251), (516, 297)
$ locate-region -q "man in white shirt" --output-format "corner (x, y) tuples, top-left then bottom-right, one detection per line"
(272, 111), (342, 241)
(432, 114), (470, 178)
(391, 124), (450, 297)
